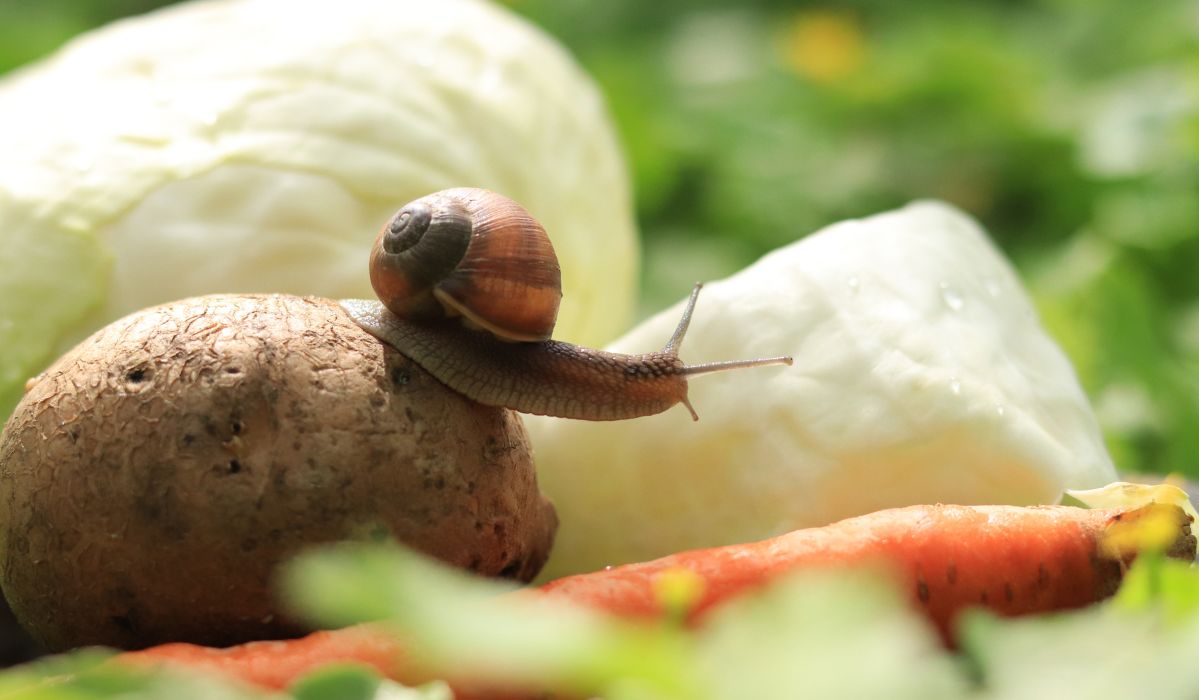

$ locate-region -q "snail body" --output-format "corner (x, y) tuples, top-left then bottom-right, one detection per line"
(343, 188), (792, 421)
(341, 298), (689, 420)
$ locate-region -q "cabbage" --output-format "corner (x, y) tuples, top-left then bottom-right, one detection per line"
(528, 201), (1117, 577)
(0, 0), (638, 419)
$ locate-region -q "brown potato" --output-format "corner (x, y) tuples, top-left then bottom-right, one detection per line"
(0, 294), (557, 651)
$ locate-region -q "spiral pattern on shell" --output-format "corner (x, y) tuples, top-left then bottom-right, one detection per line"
(369, 188), (562, 342)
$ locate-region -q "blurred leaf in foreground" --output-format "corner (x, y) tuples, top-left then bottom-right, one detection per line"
(962, 606), (1199, 699)
(0, 649), (282, 700)
(0, 646), (448, 700)
(284, 542), (966, 700)
(962, 554), (1199, 699)
(1114, 555), (1199, 621)
(289, 664), (450, 700)
(284, 542), (699, 700)
(694, 569), (967, 700)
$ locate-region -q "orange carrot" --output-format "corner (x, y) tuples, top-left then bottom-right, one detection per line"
(118, 503), (1195, 691)
(119, 627), (533, 700)
(119, 627), (406, 690)
(538, 502), (1196, 640)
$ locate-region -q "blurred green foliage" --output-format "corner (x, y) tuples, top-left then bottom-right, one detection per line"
(0, 648), (450, 699)
(282, 539), (1199, 698)
(10, 540), (1199, 699)
(1, 0), (1196, 474)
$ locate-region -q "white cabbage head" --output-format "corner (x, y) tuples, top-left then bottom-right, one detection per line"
(528, 201), (1117, 578)
(0, 0), (637, 418)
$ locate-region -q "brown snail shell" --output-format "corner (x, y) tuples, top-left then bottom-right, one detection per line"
(369, 187), (562, 342)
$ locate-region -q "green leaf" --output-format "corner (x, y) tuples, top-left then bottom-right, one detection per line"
(962, 552), (1199, 698)
(290, 665), (381, 700)
(1114, 555), (1199, 621)
(289, 664), (452, 700)
(0, 650), (113, 698)
(283, 542), (700, 700)
(369, 679), (453, 700)
(0, 649), (283, 700)
(286, 542), (974, 700)
(961, 605), (1199, 699)
(695, 569), (968, 700)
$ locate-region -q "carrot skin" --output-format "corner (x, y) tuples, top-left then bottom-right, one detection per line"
(537, 503), (1195, 640)
(119, 627), (406, 690)
(119, 627), (549, 700)
(116, 503), (1195, 691)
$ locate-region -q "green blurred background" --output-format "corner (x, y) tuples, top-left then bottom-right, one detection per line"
(2, 0), (1197, 476)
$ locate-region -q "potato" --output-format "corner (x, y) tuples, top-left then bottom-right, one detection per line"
(0, 294), (556, 651)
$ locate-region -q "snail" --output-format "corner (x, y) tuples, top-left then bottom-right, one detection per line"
(341, 188), (792, 421)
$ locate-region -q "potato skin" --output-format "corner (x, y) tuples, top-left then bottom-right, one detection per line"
(0, 295), (557, 651)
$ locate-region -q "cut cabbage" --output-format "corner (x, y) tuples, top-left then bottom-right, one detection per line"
(528, 201), (1117, 577)
(0, 0), (637, 419)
